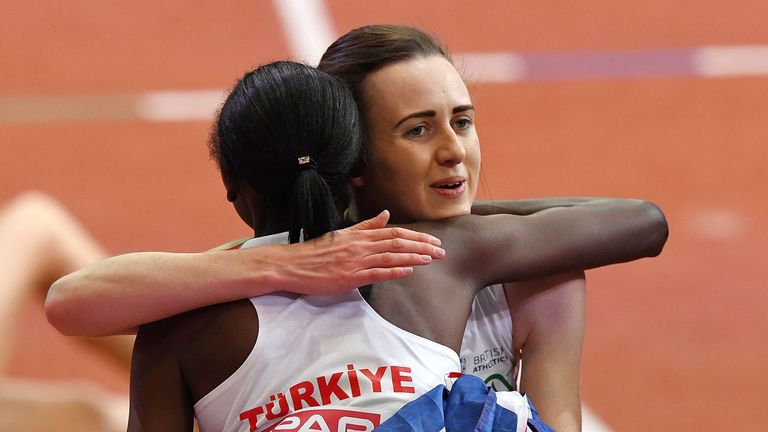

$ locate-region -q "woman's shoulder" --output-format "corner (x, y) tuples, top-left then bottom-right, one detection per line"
(401, 214), (516, 265)
(136, 299), (259, 403)
(401, 214), (515, 237)
(138, 298), (254, 336)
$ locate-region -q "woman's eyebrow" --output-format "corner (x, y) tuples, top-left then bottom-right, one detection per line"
(393, 110), (436, 129)
(453, 104), (474, 114)
(392, 104), (475, 129)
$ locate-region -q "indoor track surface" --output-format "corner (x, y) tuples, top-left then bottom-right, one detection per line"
(2, 1), (767, 430)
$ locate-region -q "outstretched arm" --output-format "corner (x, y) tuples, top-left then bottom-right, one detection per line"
(449, 198), (667, 286)
(473, 196), (653, 216)
(46, 210), (446, 337)
(462, 198), (665, 432)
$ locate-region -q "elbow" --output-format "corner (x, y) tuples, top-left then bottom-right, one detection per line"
(641, 201), (669, 257)
(45, 274), (85, 336)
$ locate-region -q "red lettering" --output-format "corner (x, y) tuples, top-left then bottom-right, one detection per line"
(390, 366), (415, 393)
(264, 408), (380, 432)
(347, 364), (361, 397)
(359, 366), (387, 392)
(298, 414), (328, 431)
(317, 372), (350, 404)
(239, 406), (265, 432)
(339, 416), (377, 431)
(289, 380), (320, 409)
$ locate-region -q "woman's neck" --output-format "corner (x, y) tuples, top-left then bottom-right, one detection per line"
(252, 216), (288, 238)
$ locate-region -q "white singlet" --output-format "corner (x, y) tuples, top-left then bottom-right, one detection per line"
(460, 284), (518, 391)
(342, 204), (518, 390)
(194, 233), (462, 432)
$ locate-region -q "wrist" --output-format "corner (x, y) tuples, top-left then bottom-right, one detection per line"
(232, 243), (301, 296)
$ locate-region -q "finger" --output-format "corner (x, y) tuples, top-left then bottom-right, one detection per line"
(347, 210), (390, 231)
(358, 252), (439, 270)
(356, 226), (442, 247)
(362, 239), (445, 259)
(387, 226), (442, 246)
(352, 267), (415, 285)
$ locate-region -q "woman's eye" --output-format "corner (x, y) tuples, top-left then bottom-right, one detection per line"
(407, 125), (426, 137)
(454, 118), (473, 129)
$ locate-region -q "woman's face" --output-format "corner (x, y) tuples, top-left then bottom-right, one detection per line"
(353, 55), (480, 223)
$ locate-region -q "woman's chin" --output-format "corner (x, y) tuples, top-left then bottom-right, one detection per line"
(423, 205), (472, 221)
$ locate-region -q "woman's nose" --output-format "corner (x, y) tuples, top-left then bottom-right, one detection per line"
(435, 130), (467, 166)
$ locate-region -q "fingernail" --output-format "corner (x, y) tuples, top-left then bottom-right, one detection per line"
(434, 247), (446, 258)
(420, 255), (432, 262)
(431, 236), (442, 245)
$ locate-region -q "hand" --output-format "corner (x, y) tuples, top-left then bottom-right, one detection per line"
(270, 210), (445, 294)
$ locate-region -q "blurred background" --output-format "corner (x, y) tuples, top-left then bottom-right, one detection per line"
(1, 1), (766, 430)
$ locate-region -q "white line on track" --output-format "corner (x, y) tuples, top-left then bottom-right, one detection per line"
(134, 90), (225, 122)
(458, 52), (527, 83)
(582, 406), (614, 432)
(0, 90), (225, 123)
(693, 45), (768, 77)
(272, 0), (336, 66)
(2, 45), (768, 124)
(685, 208), (749, 241)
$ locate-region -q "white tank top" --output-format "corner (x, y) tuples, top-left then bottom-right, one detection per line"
(460, 284), (518, 391)
(194, 233), (462, 432)
(340, 205), (517, 389)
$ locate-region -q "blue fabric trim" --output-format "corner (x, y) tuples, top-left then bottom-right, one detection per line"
(374, 375), (555, 432)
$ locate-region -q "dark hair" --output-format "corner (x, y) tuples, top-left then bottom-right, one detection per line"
(318, 24), (450, 166)
(210, 61), (362, 243)
(318, 24), (450, 105)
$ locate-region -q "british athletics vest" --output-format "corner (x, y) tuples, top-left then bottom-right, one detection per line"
(460, 284), (518, 391)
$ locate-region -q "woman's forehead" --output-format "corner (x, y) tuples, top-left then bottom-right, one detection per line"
(364, 56), (472, 119)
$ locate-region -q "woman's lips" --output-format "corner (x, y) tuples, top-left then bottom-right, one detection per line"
(429, 177), (466, 198)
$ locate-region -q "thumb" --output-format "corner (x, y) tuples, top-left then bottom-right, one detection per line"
(349, 210), (390, 231)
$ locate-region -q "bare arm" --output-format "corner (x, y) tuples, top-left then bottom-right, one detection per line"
(506, 274), (586, 432)
(472, 197), (621, 216)
(370, 199), (665, 351)
(449, 198), (667, 286)
(128, 318), (195, 432)
(46, 210), (445, 337)
(463, 199), (664, 431)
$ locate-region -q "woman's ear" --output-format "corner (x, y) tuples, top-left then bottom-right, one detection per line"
(225, 180), (239, 202)
(221, 170), (239, 202)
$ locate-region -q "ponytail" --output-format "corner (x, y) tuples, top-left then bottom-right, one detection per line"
(210, 61), (362, 241)
(289, 167), (340, 243)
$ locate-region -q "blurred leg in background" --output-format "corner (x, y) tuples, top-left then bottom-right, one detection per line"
(0, 192), (129, 431)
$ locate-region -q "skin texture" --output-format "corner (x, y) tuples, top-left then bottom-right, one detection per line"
(46, 210), (446, 336)
(507, 274), (586, 432)
(352, 56), (480, 223)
